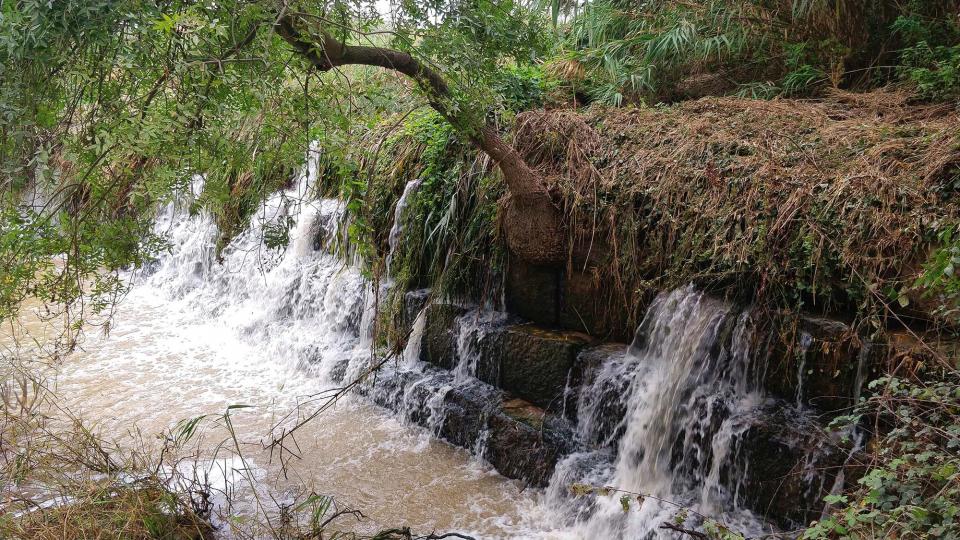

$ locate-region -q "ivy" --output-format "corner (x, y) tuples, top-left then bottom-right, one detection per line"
(806, 372), (960, 539)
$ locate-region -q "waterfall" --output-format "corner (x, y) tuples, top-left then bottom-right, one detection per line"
(385, 178), (422, 275)
(548, 287), (776, 538)
(135, 143), (846, 538)
(142, 143), (368, 385)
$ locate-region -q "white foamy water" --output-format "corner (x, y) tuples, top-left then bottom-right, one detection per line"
(9, 147), (563, 539)
(6, 142), (836, 539)
(544, 288), (782, 539)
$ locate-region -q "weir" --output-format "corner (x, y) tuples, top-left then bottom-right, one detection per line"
(126, 146), (871, 538)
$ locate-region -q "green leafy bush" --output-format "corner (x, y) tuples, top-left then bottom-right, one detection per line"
(805, 372), (960, 539)
(493, 65), (549, 112)
(898, 42), (960, 101)
(550, 0), (960, 104)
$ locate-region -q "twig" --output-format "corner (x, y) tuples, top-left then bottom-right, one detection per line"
(660, 521), (709, 539)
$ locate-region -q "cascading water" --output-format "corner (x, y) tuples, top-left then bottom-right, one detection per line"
(28, 135), (854, 538)
(27, 144), (562, 537)
(385, 178), (422, 276)
(545, 287), (780, 538)
(146, 143), (370, 382)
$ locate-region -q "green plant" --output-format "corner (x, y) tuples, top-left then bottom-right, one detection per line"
(898, 42), (960, 101)
(915, 224), (960, 324)
(550, 0), (960, 104)
(554, 0), (867, 104)
(494, 64), (549, 113)
(805, 371), (960, 539)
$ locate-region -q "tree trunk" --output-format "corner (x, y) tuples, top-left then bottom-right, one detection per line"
(274, 15), (564, 265)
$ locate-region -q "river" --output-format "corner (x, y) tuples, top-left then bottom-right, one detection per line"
(5, 148), (801, 539)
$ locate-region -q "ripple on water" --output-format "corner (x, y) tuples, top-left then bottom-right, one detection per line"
(49, 287), (559, 539)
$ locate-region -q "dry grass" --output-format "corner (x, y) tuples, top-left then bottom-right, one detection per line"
(0, 356), (214, 540)
(513, 91), (960, 331)
(8, 485), (212, 540)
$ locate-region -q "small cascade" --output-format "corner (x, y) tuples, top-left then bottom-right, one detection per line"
(354, 306), (509, 441)
(819, 342), (872, 517)
(143, 144), (367, 384)
(135, 142), (860, 538)
(795, 331), (813, 406)
(549, 287), (776, 538)
(385, 178), (422, 275)
(451, 309), (507, 382)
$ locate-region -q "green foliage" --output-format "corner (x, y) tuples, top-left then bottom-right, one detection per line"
(0, 0), (551, 325)
(372, 110), (503, 298)
(806, 371), (960, 539)
(555, 0), (851, 104)
(889, 2), (960, 101)
(322, 108), (504, 343)
(915, 224), (960, 323)
(551, 0), (960, 104)
(898, 42), (960, 101)
(494, 65), (549, 113)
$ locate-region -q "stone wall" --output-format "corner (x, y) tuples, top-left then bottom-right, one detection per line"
(393, 288), (882, 528)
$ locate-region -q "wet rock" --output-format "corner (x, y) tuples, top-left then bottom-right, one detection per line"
(733, 404), (863, 528)
(438, 379), (503, 448)
(484, 398), (575, 486)
(505, 261), (560, 326)
(328, 358), (349, 383)
(761, 314), (880, 412)
(419, 303), (469, 369)
(495, 325), (593, 410)
(558, 268), (606, 337)
(399, 288), (431, 336)
(363, 361), (576, 487)
(564, 343), (631, 443)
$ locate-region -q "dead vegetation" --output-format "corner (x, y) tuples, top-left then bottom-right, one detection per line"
(0, 357), (214, 540)
(512, 90), (960, 332)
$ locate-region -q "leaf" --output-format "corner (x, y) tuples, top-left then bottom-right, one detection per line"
(824, 494), (848, 505)
(620, 494), (630, 512)
(569, 483), (594, 497)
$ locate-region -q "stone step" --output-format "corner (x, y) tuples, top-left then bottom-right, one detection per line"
(356, 362), (575, 487)
(416, 300), (593, 410)
(758, 312), (883, 412)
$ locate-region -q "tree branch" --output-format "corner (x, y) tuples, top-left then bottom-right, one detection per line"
(273, 14), (548, 201)
(274, 14), (564, 265)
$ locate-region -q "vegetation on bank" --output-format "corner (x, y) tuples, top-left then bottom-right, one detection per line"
(1, 0), (960, 538)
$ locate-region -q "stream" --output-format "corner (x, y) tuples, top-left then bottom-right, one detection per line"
(5, 147), (814, 539)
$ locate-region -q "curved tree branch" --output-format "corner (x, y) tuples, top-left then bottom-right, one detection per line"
(274, 14), (564, 264)
(273, 14), (549, 203)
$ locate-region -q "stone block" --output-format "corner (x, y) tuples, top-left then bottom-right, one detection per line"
(419, 303), (469, 369)
(761, 314), (881, 412)
(505, 261), (560, 326)
(496, 324), (592, 410)
(735, 405), (865, 529)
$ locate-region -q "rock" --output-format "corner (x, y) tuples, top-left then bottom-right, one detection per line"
(399, 288), (431, 336)
(438, 378), (503, 448)
(362, 361), (575, 487)
(760, 314), (881, 412)
(495, 324), (593, 410)
(419, 303), (469, 369)
(733, 404), (863, 528)
(414, 306), (593, 411)
(484, 398), (575, 486)
(558, 268), (607, 337)
(564, 343), (631, 444)
(505, 260), (560, 326)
